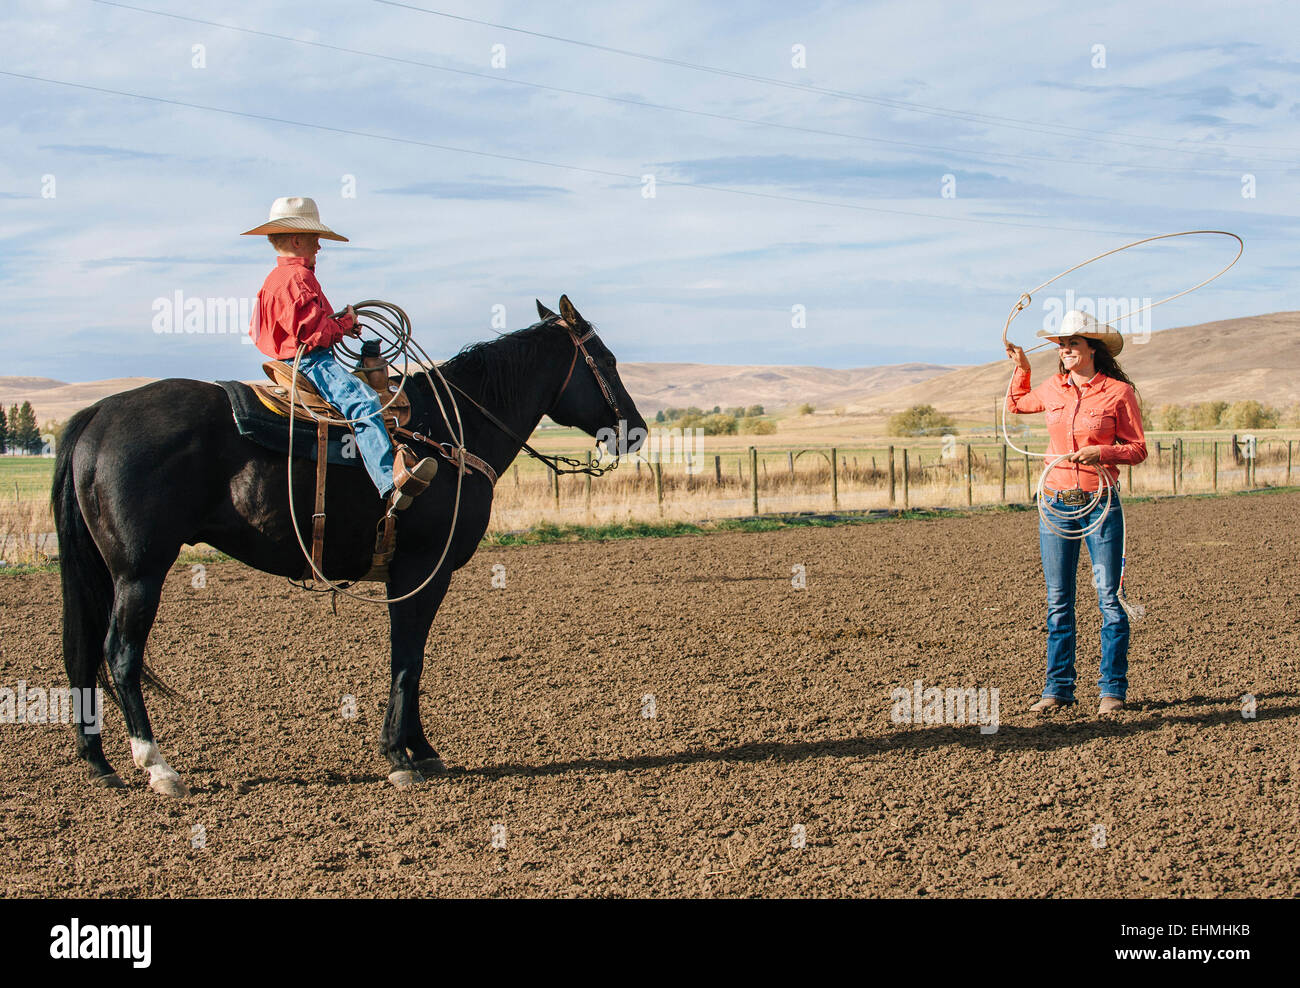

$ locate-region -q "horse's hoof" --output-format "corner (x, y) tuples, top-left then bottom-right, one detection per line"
(90, 772), (126, 789)
(387, 769), (425, 789)
(149, 775), (191, 798)
(413, 758), (446, 776)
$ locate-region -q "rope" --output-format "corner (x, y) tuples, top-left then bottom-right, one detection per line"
(285, 301), (467, 606)
(999, 230), (1244, 622)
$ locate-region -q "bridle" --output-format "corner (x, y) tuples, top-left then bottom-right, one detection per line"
(550, 317), (624, 422)
(442, 315), (626, 477)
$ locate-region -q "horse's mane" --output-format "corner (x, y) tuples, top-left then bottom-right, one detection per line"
(433, 319), (566, 408)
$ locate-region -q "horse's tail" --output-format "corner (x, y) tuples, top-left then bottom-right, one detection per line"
(54, 407), (182, 707)
(53, 405), (119, 706)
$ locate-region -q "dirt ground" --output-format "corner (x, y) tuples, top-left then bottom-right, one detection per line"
(1, 491), (1296, 898)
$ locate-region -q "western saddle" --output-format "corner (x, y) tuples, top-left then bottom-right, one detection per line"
(250, 347), (413, 586)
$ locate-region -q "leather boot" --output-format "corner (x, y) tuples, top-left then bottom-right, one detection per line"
(1029, 697), (1071, 713)
(390, 445), (438, 511)
(1098, 697), (1125, 714)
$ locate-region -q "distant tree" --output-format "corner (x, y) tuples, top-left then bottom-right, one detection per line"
(1159, 404), (1186, 431)
(1282, 402), (1300, 429)
(654, 409), (665, 423)
(725, 406), (746, 418)
(0, 404), (7, 454)
(1190, 401), (1228, 430)
(746, 404), (765, 417)
(887, 404), (955, 436)
(797, 403), (815, 416)
(699, 413), (737, 436)
(739, 416), (776, 435)
(661, 406), (704, 422)
(1223, 400), (1278, 430)
(11, 402), (40, 454)
(711, 405), (721, 415)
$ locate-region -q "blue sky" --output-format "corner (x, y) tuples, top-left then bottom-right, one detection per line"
(2, 0), (1297, 381)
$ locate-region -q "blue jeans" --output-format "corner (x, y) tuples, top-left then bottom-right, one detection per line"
(1038, 493), (1129, 702)
(290, 349), (394, 497)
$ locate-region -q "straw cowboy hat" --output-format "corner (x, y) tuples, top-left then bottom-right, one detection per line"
(240, 196), (348, 242)
(1037, 308), (1124, 356)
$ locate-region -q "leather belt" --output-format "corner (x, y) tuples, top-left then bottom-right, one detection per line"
(1046, 487), (1090, 505)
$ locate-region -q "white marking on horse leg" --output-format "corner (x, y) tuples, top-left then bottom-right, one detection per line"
(130, 737), (188, 796)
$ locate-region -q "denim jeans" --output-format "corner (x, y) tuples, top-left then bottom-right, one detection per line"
(1038, 493), (1129, 702)
(290, 348), (394, 497)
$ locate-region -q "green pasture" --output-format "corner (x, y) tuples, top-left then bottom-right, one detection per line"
(0, 456), (56, 501)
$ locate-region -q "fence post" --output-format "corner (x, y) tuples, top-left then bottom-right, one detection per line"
(1126, 463), (1132, 493)
(1212, 441), (1218, 491)
(714, 454), (722, 486)
(1024, 450), (1031, 501)
(888, 446), (896, 505)
(654, 460), (663, 514)
(788, 450), (794, 477)
(831, 446), (839, 509)
(513, 464), (519, 487)
(1288, 440), (1293, 485)
(1171, 440), (1178, 494)
(966, 444), (973, 506)
(999, 443), (1007, 502)
(902, 449), (909, 509)
(553, 465), (560, 508)
(750, 446), (759, 515)
(585, 450), (592, 511)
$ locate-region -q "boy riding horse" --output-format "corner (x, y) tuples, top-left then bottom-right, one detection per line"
(242, 196), (436, 511)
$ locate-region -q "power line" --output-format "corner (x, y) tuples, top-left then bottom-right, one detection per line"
(81, 0), (1288, 175)
(374, 0), (1300, 160)
(0, 68), (1147, 236)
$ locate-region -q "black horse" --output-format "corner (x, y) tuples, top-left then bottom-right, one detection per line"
(53, 296), (646, 796)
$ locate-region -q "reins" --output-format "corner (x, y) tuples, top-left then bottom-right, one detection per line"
(441, 316), (623, 478)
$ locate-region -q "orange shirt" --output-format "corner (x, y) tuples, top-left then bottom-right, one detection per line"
(1006, 369), (1147, 491)
(249, 256), (355, 360)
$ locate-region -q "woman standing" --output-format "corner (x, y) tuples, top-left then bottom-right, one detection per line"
(1004, 315), (1147, 714)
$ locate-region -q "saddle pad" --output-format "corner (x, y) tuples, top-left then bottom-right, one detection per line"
(218, 380), (360, 468)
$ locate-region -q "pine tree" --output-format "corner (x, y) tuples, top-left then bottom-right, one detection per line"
(13, 402), (40, 454)
(0, 404), (7, 454)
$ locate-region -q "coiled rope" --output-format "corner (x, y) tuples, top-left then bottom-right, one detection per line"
(999, 231), (1244, 619)
(286, 301), (468, 605)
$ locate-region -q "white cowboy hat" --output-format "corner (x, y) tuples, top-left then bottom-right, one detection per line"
(1037, 308), (1124, 356)
(240, 196), (348, 242)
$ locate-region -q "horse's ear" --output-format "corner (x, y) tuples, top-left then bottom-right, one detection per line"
(536, 299), (557, 321)
(558, 295), (581, 325)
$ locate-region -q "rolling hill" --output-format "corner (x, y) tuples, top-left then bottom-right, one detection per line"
(862, 311), (1300, 416)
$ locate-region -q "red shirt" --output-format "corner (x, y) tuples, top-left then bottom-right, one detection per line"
(1006, 369), (1147, 492)
(249, 256), (355, 360)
